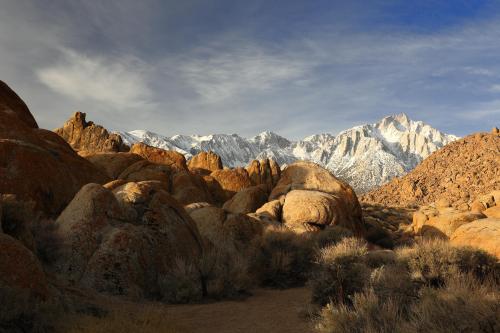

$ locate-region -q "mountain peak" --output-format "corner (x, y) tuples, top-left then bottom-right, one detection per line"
(118, 114), (457, 193)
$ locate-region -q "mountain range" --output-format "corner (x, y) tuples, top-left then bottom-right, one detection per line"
(118, 113), (458, 193)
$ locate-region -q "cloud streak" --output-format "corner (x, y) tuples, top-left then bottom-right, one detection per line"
(36, 48), (154, 110)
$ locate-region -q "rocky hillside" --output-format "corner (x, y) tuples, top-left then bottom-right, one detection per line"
(362, 130), (500, 209)
(118, 114), (457, 193)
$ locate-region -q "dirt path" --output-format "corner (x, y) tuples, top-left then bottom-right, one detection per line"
(163, 287), (313, 333)
(58, 287), (314, 333)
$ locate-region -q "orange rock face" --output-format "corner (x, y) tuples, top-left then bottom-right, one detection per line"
(55, 112), (129, 153)
(210, 168), (253, 203)
(188, 151), (223, 175)
(246, 159), (281, 190)
(130, 142), (187, 170)
(0, 82), (109, 216)
(362, 132), (500, 208)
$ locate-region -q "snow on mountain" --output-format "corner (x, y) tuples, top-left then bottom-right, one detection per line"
(117, 113), (458, 193)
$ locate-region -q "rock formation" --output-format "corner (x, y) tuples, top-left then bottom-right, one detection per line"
(130, 142), (187, 170)
(246, 159), (281, 190)
(410, 190), (500, 259)
(0, 81), (108, 216)
(255, 161), (365, 235)
(83, 152), (144, 179)
(54, 182), (203, 299)
(55, 112), (129, 153)
(209, 168), (253, 203)
(222, 185), (269, 214)
(188, 151), (223, 175)
(362, 132), (500, 208)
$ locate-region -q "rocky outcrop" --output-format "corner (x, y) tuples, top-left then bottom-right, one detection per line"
(209, 168), (253, 203)
(411, 206), (485, 238)
(0, 82), (109, 216)
(450, 218), (500, 259)
(362, 132), (500, 208)
(259, 161), (365, 235)
(83, 152), (144, 179)
(246, 159), (281, 190)
(188, 151), (223, 175)
(409, 190), (500, 258)
(55, 112), (129, 153)
(222, 185), (268, 214)
(54, 182), (203, 299)
(130, 143), (187, 170)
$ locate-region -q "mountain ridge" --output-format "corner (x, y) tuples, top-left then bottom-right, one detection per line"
(117, 113), (458, 193)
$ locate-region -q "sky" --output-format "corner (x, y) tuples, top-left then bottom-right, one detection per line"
(1, 0), (500, 139)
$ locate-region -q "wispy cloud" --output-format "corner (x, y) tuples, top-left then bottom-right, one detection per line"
(174, 43), (311, 104)
(36, 48), (154, 110)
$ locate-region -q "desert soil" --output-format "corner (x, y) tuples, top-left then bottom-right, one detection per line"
(58, 287), (313, 333)
(163, 287), (313, 333)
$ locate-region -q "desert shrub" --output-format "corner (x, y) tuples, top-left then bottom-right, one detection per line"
(363, 250), (397, 269)
(311, 226), (354, 250)
(402, 274), (500, 333)
(310, 237), (371, 306)
(199, 238), (253, 299)
(369, 265), (419, 312)
(396, 239), (499, 287)
(315, 290), (402, 333)
(158, 258), (203, 304)
(251, 227), (314, 288)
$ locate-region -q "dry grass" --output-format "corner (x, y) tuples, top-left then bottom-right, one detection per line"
(313, 239), (500, 333)
(310, 237), (371, 306)
(251, 227), (314, 288)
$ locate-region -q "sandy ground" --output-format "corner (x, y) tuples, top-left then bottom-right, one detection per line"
(163, 287), (313, 333)
(57, 287), (314, 333)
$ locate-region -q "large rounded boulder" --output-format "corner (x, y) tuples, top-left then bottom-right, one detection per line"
(188, 151), (223, 175)
(222, 185), (269, 214)
(209, 168), (253, 203)
(266, 161), (365, 235)
(450, 218), (500, 259)
(54, 182), (204, 299)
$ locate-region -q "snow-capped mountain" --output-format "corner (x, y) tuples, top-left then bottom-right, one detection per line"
(117, 113), (458, 193)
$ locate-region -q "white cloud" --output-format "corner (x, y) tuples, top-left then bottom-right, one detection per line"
(489, 84), (500, 92)
(175, 44), (311, 103)
(36, 48), (153, 110)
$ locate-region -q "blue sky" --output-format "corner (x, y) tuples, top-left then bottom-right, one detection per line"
(1, 0), (499, 139)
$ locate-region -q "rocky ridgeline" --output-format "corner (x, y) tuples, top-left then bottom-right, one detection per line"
(362, 130), (500, 209)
